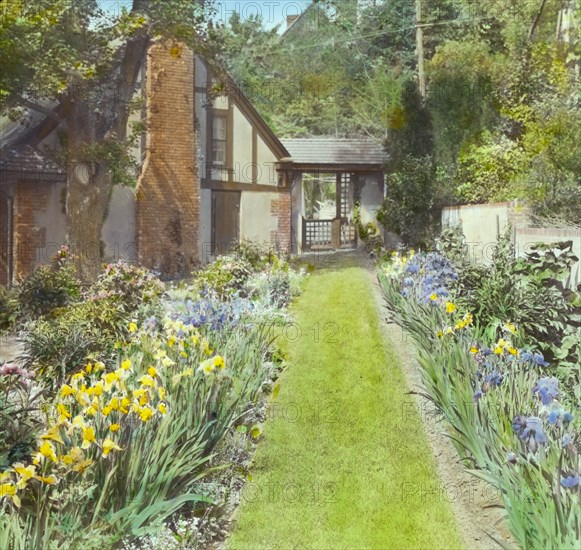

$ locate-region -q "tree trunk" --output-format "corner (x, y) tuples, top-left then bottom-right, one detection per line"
(64, 99), (112, 281)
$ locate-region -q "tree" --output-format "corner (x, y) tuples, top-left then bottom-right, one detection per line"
(1, 0), (217, 279)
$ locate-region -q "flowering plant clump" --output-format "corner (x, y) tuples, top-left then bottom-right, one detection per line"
(379, 245), (580, 549)
(166, 289), (254, 332)
(383, 251), (459, 302)
(88, 261), (165, 308)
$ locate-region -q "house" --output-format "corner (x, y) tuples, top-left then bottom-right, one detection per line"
(0, 39), (386, 285)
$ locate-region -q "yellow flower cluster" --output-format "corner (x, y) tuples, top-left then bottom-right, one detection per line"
(383, 250), (415, 276)
(493, 338), (519, 356)
(436, 312), (474, 338)
(0, 320), (228, 509)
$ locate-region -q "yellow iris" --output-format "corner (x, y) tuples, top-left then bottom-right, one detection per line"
(470, 347), (479, 354)
(429, 293), (438, 301)
(56, 403), (71, 421)
(61, 384), (76, 398)
(42, 425), (64, 445)
(139, 375), (155, 388)
(109, 423), (121, 432)
(147, 366), (158, 377)
(81, 427), (96, 449)
(494, 345), (504, 355)
(445, 302), (457, 313)
(128, 322), (138, 333)
(0, 483), (20, 507)
(102, 438), (122, 458)
(158, 387), (166, 401)
(39, 441), (58, 463)
(121, 359), (132, 371)
(158, 403), (167, 415)
(213, 355), (225, 369)
(139, 406), (153, 422)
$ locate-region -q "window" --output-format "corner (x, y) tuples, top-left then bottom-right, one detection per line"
(212, 114), (227, 166)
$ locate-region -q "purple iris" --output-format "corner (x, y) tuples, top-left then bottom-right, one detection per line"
(563, 412), (573, 423)
(484, 371), (503, 387)
(405, 263), (420, 274)
(513, 416), (547, 451)
(532, 377), (560, 406)
(481, 347), (492, 356)
(562, 434), (573, 447)
(560, 474), (580, 488)
(473, 390), (483, 402)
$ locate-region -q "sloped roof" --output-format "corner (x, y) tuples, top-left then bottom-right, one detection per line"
(0, 144), (65, 175)
(281, 138), (386, 166)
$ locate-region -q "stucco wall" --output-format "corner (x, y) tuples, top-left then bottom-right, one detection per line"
(199, 188), (212, 263)
(291, 173), (303, 252)
(256, 136), (277, 186)
(33, 181), (67, 265)
(240, 192), (279, 246)
(441, 201), (530, 263)
(232, 105), (253, 183)
(359, 172), (384, 226)
(102, 185), (136, 263)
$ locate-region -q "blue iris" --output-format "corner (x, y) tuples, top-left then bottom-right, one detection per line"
(547, 410), (560, 425)
(560, 474), (580, 488)
(532, 377), (560, 406)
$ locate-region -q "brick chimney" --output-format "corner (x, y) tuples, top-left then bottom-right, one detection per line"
(286, 14), (299, 29)
(136, 40), (200, 277)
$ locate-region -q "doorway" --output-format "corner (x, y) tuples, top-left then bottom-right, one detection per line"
(211, 191), (240, 254)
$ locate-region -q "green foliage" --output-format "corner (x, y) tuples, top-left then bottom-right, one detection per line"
(16, 254), (81, 323)
(0, 364), (42, 472)
(89, 261), (164, 317)
(377, 155), (442, 247)
(435, 226), (581, 395)
(22, 262), (164, 388)
(193, 256), (253, 298)
(0, 286), (18, 331)
(379, 251), (581, 550)
(21, 297), (127, 389)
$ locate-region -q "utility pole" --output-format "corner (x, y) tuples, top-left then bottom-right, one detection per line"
(415, 0), (426, 101)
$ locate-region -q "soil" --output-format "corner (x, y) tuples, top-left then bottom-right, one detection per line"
(363, 253), (518, 550)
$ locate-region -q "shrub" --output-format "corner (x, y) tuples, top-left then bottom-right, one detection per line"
(16, 248), (81, 322)
(0, 286), (18, 331)
(89, 261), (165, 313)
(21, 296), (129, 389)
(0, 363), (42, 471)
(193, 256), (253, 298)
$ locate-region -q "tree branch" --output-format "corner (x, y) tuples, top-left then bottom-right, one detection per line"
(528, 0), (548, 42)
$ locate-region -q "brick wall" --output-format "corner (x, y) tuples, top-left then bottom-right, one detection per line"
(13, 181), (50, 280)
(0, 191), (9, 285)
(270, 190), (292, 254)
(136, 40), (200, 276)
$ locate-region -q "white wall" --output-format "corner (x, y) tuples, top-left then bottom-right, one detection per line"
(256, 136), (277, 186)
(199, 188), (212, 263)
(359, 172), (384, 225)
(239, 192), (278, 245)
(34, 181), (67, 264)
(442, 202), (580, 288)
(233, 105), (253, 183)
(101, 185), (136, 263)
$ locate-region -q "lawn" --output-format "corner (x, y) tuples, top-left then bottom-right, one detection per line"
(228, 265), (463, 549)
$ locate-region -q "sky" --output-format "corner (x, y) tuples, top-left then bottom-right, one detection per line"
(97, 1), (313, 32)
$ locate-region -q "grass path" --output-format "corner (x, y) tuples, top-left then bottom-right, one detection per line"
(227, 265), (463, 549)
